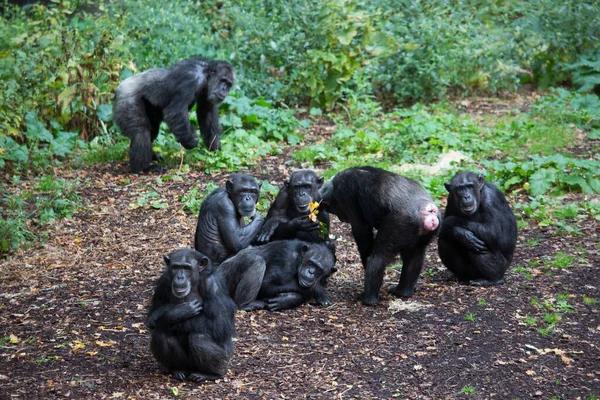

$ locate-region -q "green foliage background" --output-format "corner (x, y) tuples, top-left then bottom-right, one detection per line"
(1, 0), (600, 254)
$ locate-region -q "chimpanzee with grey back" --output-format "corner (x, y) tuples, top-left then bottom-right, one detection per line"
(438, 171), (517, 285)
(320, 166), (441, 305)
(195, 173), (264, 265)
(113, 57), (235, 173)
(146, 248), (236, 382)
(256, 170), (330, 244)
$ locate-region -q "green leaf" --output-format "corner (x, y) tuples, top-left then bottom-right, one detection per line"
(50, 131), (78, 156)
(561, 175), (593, 194)
(588, 129), (600, 139)
(588, 176), (600, 193)
(335, 27), (357, 46)
(528, 168), (557, 196)
(97, 104), (113, 122)
(151, 201), (168, 209)
(0, 136), (29, 163)
(57, 85), (77, 111)
(24, 112), (53, 142)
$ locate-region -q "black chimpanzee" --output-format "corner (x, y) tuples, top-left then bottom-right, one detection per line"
(195, 173), (264, 265)
(320, 166), (440, 305)
(113, 57), (235, 173)
(146, 248), (236, 382)
(255, 170), (329, 244)
(438, 171), (517, 285)
(215, 240), (337, 311)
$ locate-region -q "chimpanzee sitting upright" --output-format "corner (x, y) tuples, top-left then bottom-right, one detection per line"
(320, 166), (441, 305)
(195, 173), (265, 265)
(215, 240), (337, 311)
(438, 171), (517, 285)
(113, 57), (235, 173)
(146, 248), (236, 382)
(256, 170), (329, 244)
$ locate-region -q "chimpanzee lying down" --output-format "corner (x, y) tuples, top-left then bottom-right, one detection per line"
(320, 166), (440, 305)
(438, 171), (517, 285)
(215, 240), (337, 311)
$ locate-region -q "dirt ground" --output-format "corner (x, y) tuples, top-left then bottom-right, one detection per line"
(1, 109), (599, 399)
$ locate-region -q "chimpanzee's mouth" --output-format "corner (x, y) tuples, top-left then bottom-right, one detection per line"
(298, 277), (313, 288)
(461, 206), (475, 215)
(239, 207), (255, 217)
(172, 284), (191, 299)
(297, 203), (310, 213)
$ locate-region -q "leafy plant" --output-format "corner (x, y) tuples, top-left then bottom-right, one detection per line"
(180, 183), (219, 216)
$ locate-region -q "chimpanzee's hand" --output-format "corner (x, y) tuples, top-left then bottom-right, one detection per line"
(315, 294), (334, 307)
(181, 134), (200, 149)
(458, 229), (487, 253)
(256, 219), (276, 243)
(290, 216), (319, 232)
(176, 299), (203, 319)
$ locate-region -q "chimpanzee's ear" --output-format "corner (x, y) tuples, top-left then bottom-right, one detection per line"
(301, 244), (310, 253)
(257, 181), (263, 190)
(198, 256), (209, 267)
(317, 176), (325, 187)
(225, 180), (233, 194)
(444, 182), (452, 192)
(283, 178), (290, 188)
(477, 173), (485, 186)
(163, 255), (171, 266)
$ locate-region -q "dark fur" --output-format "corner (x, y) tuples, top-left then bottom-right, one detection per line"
(215, 240), (337, 311)
(195, 173), (264, 265)
(320, 166), (441, 305)
(146, 249), (236, 382)
(256, 170), (329, 243)
(113, 57), (235, 173)
(438, 171), (517, 285)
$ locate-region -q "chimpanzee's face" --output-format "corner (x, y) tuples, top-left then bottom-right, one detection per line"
(227, 174), (261, 218)
(445, 172), (484, 216)
(297, 244), (337, 288)
(207, 63), (235, 104)
(164, 250), (209, 299)
(286, 171), (324, 214)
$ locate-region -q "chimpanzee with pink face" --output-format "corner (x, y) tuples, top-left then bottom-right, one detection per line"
(320, 166), (440, 305)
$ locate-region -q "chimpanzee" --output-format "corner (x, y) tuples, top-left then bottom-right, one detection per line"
(113, 57), (235, 173)
(320, 166), (440, 305)
(438, 171), (517, 285)
(146, 248), (236, 382)
(195, 173), (265, 265)
(256, 170), (330, 244)
(215, 240), (337, 311)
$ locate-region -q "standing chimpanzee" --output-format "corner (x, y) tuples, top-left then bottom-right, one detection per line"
(113, 57), (235, 173)
(215, 240), (337, 311)
(195, 173), (265, 265)
(146, 248), (236, 382)
(438, 171), (517, 285)
(320, 166), (440, 305)
(255, 170), (329, 244)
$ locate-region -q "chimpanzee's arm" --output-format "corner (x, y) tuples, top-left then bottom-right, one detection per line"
(197, 102), (222, 151)
(163, 100), (199, 149)
(441, 216), (488, 253)
(265, 292), (305, 311)
(147, 300), (203, 329)
(270, 216), (319, 240)
(201, 276), (237, 343)
(311, 284), (333, 306)
(217, 203), (264, 253)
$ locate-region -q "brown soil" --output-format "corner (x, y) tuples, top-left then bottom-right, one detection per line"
(1, 105), (599, 399)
